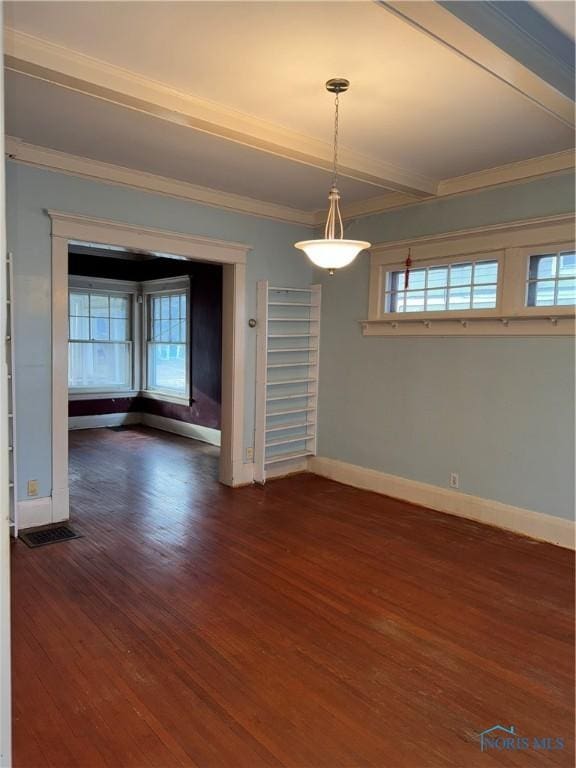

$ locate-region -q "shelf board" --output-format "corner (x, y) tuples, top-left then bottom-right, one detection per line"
(266, 393), (315, 402)
(267, 378), (316, 386)
(266, 406), (315, 417)
(269, 287), (313, 293)
(265, 450), (314, 465)
(265, 420), (315, 433)
(266, 434), (315, 448)
(268, 347), (318, 353)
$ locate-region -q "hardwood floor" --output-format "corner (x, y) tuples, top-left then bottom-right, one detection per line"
(12, 427), (574, 767)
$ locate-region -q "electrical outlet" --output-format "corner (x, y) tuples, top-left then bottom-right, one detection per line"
(449, 472), (459, 490)
(246, 446), (254, 462)
(27, 479), (39, 497)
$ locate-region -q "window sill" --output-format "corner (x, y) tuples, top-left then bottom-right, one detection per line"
(361, 313), (576, 337)
(140, 391), (191, 406)
(69, 390), (138, 400)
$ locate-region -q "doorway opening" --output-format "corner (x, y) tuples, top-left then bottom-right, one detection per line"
(49, 211), (250, 527)
(66, 243), (224, 522)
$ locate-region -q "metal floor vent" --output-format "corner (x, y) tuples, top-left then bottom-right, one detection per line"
(20, 525), (82, 549)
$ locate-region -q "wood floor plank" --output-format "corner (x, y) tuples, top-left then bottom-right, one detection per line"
(12, 426), (574, 767)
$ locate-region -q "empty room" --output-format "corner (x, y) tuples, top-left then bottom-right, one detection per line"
(0, 1), (574, 767)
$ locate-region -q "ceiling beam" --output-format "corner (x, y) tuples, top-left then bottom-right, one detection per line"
(378, 1), (574, 128)
(3, 28), (438, 197)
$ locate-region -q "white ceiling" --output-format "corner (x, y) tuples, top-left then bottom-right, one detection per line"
(4, 1), (575, 214)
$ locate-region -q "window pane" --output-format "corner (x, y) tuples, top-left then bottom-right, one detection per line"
(531, 280), (556, 306)
(474, 261), (498, 284)
(90, 295), (109, 317)
(449, 263), (472, 286)
(151, 296), (161, 322)
(180, 294), (187, 317)
(90, 318), (110, 340)
(448, 286), (471, 310)
(407, 269), (425, 290)
(160, 296), (170, 319)
(148, 343), (186, 393)
(178, 320), (186, 342)
(405, 291), (425, 312)
(391, 291), (406, 312)
(472, 285), (497, 309)
(427, 267), (448, 289)
(151, 319), (161, 341)
(160, 319), (171, 341)
(110, 296), (128, 318)
(529, 255), (556, 280)
(110, 319), (128, 341)
(559, 252), (576, 277)
(70, 293), (89, 316)
(450, 264), (472, 285)
(557, 278), (576, 306)
(69, 316), (89, 340)
(68, 342), (130, 389)
(170, 295), (181, 318)
(426, 289), (447, 311)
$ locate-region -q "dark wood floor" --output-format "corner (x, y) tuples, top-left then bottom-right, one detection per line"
(12, 427), (574, 767)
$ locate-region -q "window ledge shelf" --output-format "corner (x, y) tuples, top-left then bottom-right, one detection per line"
(361, 313), (576, 337)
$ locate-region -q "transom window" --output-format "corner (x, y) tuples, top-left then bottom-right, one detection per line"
(68, 290), (132, 390)
(385, 259), (499, 313)
(526, 251), (576, 307)
(146, 292), (188, 395)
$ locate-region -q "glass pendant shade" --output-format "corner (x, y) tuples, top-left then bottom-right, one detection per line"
(294, 238), (370, 269)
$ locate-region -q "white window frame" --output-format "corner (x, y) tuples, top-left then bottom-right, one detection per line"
(68, 276), (140, 396)
(364, 215), (575, 336)
(141, 277), (191, 405)
(523, 243), (575, 312)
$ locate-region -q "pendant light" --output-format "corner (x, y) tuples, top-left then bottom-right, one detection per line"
(295, 78), (370, 275)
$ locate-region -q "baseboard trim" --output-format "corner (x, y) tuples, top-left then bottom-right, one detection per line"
(140, 414), (221, 446)
(68, 412), (140, 430)
(17, 496), (53, 530)
(308, 457), (575, 550)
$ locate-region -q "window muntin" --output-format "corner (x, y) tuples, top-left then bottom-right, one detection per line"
(146, 292), (188, 395)
(68, 291), (132, 390)
(526, 251), (576, 307)
(385, 259), (499, 314)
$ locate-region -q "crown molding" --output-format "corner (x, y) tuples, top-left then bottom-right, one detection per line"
(3, 28), (437, 196)
(6, 137), (315, 227)
(370, 212), (574, 254)
(379, 1), (574, 128)
(339, 150), (575, 221)
(438, 149), (575, 197)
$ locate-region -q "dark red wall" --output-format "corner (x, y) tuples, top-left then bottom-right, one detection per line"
(68, 252), (222, 429)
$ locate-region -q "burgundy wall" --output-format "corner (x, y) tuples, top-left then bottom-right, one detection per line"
(68, 252), (222, 429)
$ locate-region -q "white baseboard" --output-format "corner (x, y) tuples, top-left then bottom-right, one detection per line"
(140, 414), (221, 446)
(266, 458), (309, 480)
(309, 456), (575, 550)
(68, 412), (140, 430)
(16, 496), (53, 530)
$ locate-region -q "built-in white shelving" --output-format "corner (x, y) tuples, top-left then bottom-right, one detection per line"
(254, 281), (321, 484)
(6, 253), (17, 537)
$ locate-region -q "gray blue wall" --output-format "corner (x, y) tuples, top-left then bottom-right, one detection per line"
(316, 171), (575, 520)
(6, 161), (312, 500)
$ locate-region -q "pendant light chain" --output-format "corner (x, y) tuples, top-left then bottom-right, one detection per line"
(325, 90), (344, 240)
(332, 91), (340, 189)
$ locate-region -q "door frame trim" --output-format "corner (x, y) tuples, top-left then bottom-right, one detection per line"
(49, 210), (251, 522)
